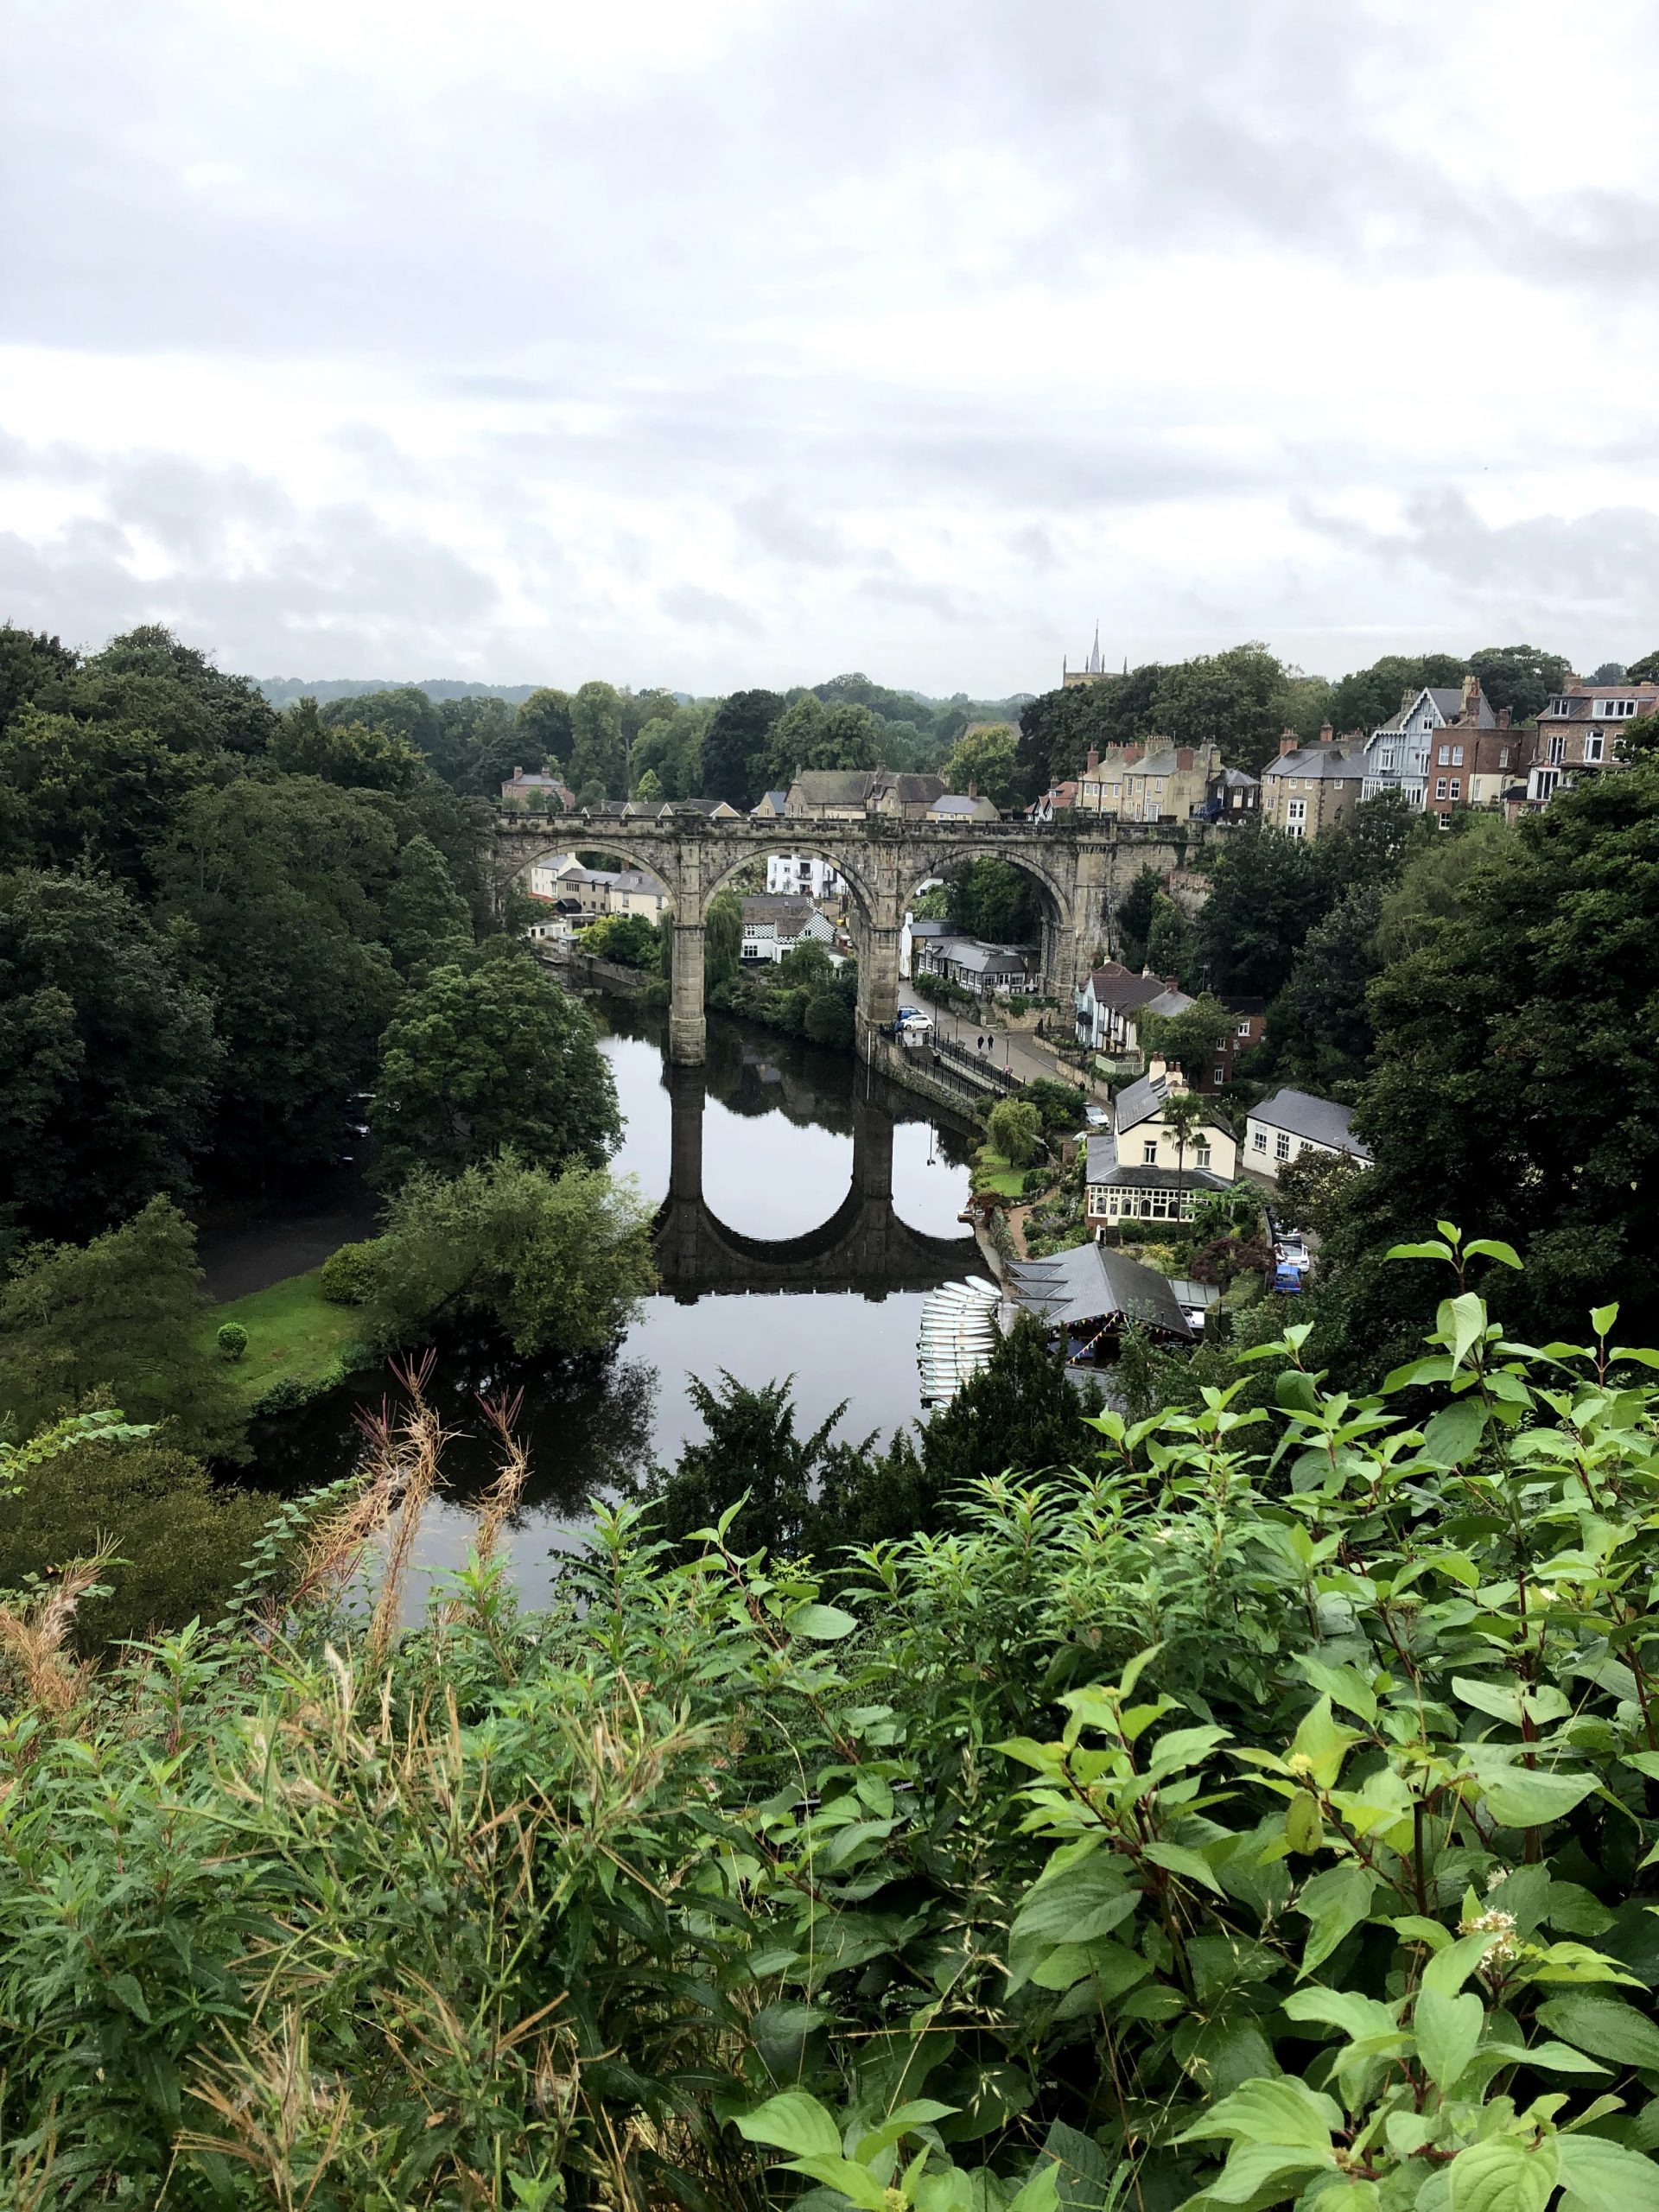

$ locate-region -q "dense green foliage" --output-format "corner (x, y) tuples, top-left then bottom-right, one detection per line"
(0, 1197), (245, 1459)
(361, 1148), (658, 1355)
(10, 1248), (1659, 2203)
(582, 911), (664, 969)
(370, 946), (620, 1186)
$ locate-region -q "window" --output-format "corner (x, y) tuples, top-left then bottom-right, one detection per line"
(1274, 1132), (1292, 1161)
(1236, 1020), (1252, 1037)
(1448, 778), (1460, 798)
(1251, 1129), (1268, 1154)
(1287, 798), (1306, 823)
(1435, 779), (1448, 799)
(1142, 1140), (1158, 1165)
(1548, 734), (1566, 765)
(1194, 1142), (1211, 1169)
(1585, 734), (1605, 763)
(1452, 745), (1465, 766)
(1438, 744), (1451, 766)
(1213, 1065), (1226, 1085)
(1499, 748), (1510, 769)
(1381, 747), (1396, 772)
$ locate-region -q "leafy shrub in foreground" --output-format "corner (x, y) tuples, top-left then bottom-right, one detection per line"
(3, 1230), (1659, 2203)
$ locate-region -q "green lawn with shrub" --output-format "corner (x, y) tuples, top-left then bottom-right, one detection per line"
(200, 1268), (368, 1411)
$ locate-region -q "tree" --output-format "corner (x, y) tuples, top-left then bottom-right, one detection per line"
(1467, 643), (1572, 724)
(1591, 662), (1627, 684)
(1193, 824), (1331, 996)
(0, 872), (219, 1243)
(0, 1197), (245, 1459)
(567, 682), (627, 798)
(1629, 649), (1659, 683)
(703, 888), (742, 988)
(1319, 756), (1659, 1362)
(630, 705), (708, 798)
(0, 708), (207, 893)
(942, 724), (1018, 809)
(987, 1098), (1041, 1166)
(947, 858), (1041, 944)
(702, 689), (785, 810)
(1372, 811), (1511, 964)
(1144, 893), (1190, 984)
(759, 696), (881, 789)
(270, 702), (425, 792)
(583, 913), (662, 970)
(0, 622), (78, 727)
(804, 988), (854, 1049)
(1321, 652), (1466, 739)
(647, 1373), (868, 1559)
(1116, 864), (1163, 969)
(1267, 885), (1383, 1095)
(321, 684), (444, 760)
(1153, 643), (1292, 775)
(1015, 665), (1164, 793)
(632, 766), (665, 803)
(896, 1313), (1101, 1511)
(153, 779), (403, 1187)
(79, 623), (279, 756)
(1141, 994), (1230, 1081)
(0, 1433), (272, 1653)
(381, 834), (474, 980)
(371, 947), (620, 1186)
(365, 1150), (656, 1357)
(1160, 1087), (1206, 1189)
(515, 687), (574, 766)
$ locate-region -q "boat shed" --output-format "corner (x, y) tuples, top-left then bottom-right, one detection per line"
(1006, 1243), (1192, 1363)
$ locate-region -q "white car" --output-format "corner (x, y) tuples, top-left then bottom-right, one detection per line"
(896, 1008), (934, 1035)
(1084, 1103), (1109, 1128)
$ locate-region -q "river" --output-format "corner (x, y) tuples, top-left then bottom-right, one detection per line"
(234, 1001), (983, 1607)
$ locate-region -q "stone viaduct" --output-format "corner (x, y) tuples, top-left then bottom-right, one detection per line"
(492, 810), (1203, 1065)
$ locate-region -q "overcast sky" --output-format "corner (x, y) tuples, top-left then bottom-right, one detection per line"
(4, 0), (1658, 696)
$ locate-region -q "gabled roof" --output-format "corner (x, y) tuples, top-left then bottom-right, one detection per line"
(752, 790), (789, 815)
(789, 770), (877, 806)
(1214, 766), (1259, 789)
(1249, 1086), (1373, 1160)
(1146, 988), (1194, 1019)
(672, 796), (741, 816)
(929, 791), (999, 819)
(1263, 747), (1363, 780)
(941, 940), (1027, 975)
(1007, 1243), (1192, 1339)
(1084, 971), (1175, 1016)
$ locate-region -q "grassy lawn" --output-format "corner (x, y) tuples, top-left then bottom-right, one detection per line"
(972, 1143), (1029, 1199)
(203, 1270), (367, 1411)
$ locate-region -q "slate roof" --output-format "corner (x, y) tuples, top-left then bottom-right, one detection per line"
(1249, 1086), (1373, 1160)
(940, 940), (1027, 976)
(1214, 766), (1259, 790)
(1082, 969), (1172, 1015)
(1007, 1243), (1192, 1339)
(1262, 747), (1363, 781)
(1084, 1129), (1229, 1191)
(741, 894), (820, 938)
(929, 791), (999, 818)
(752, 791), (790, 815)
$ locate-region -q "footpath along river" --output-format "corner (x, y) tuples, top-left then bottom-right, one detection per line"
(231, 1001), (982, 1607)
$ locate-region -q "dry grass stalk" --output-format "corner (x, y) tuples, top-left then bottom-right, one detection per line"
(474, 1389), (531, 1566)
(0, 1547), (113, 1715)
(174, 2007), (353, 2212)
(367, 1357), (450, 1670)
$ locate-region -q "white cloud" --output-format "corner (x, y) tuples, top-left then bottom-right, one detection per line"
(3, 0), (1659, 688)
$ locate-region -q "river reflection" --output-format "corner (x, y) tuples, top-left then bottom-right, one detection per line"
(249, 1002), (982, 1605)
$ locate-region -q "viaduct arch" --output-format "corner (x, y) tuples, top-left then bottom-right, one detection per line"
(492, 810), (1203, 1065)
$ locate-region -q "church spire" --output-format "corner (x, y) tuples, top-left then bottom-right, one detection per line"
(1086, 621), (1104, 676)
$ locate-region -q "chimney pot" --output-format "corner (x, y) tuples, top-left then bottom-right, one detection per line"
(1147, 1052), (1166, 1081)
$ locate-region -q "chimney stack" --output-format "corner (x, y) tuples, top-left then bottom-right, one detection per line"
(1460, 675), (1480, 719)
(1125, 741), (1145, 765)
(968, 778), (977, 798)
(1497, 706), (1512, 730)
(1318, 721), (1333, 746)
(1086, 747), (1099, 772)
(1147, 1052), (1166, 1083)
(1279, 731), (1300, 758)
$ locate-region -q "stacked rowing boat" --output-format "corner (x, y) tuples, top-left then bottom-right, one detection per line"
(918, 1277), (1001, 1404)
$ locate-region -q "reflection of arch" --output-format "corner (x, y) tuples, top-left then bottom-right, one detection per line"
(655, 1059), (977, 1299)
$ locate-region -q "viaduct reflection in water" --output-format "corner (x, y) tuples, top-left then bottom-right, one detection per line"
(653, 1055), (982, 1299)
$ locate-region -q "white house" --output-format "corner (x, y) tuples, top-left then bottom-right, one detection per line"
(739, 895), (838, 964)
(1245, 1087), (1373, 1179)
(1084, 1058), (1238, 1231)
(765, 852), (847, 899)
(527, 853), (667, 922)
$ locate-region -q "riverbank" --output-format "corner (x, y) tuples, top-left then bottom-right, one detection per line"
(200, 1270), (368, 1414)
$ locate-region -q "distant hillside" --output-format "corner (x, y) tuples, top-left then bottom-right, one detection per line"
(257, 677), (543, 708)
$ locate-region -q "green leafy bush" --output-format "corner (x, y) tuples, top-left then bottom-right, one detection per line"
(319, 1238), (381, 1306)
(5, 1231), (1659, 2203)
(214, 1319), (248, 1360)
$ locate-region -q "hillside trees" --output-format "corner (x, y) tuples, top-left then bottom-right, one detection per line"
(0, 872), (220, 1243)
(514, 685), (573, 765)
(567, 680), (628, 798)
(1152, 641), (1297, 774)
(1193, 823), (1330, 995)
(942, 721), (1018, 808)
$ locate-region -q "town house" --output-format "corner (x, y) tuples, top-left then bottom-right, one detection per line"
(740, 895), (838, 964)
(1526, 678), (1659, 807)
(1244, 1086), (1373, 1179)
(1260, 729), (1364, 839)
(1084, 1058), (1238, 1230)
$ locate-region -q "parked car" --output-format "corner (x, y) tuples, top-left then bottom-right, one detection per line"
(896, 1007), (933, 1034)
(1274, 1232), (1309, 1270)
(1084, 1103), (1109, 1128)
(1271, 1265), (1304, 1296)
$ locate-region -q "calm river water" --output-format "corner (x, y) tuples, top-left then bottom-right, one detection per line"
(238, 1001), (982, 1607)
